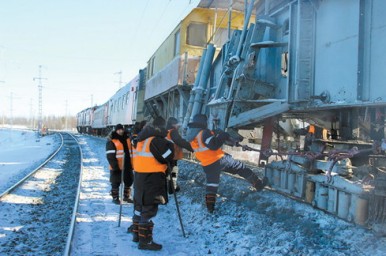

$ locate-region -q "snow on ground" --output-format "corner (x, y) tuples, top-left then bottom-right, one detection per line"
(0, 128), (58, 193)
(1, 129), (386, 256)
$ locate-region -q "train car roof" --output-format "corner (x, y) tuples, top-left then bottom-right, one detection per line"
(197, 0), (257, 14)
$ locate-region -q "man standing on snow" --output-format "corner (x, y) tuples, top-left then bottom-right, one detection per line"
(106, 124), (134, 204)
(131, 116), (174, 251)
(186, 114), (268, 213)
(165, 117), (193, 193)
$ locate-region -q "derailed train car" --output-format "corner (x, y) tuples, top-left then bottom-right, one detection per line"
(174, 0), (386, 231)
(77, 0), (386, 230)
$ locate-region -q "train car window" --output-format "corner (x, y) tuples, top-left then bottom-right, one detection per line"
(174, 30), (180, 57)
(126, 92), (130, 104)
(187, 22), (207, 47)
(149, 56), (156, 77)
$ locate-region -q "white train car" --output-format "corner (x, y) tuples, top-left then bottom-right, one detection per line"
(107, 74), (141, 128)
(76, 107), (95, 134)
(92, 103), (108, 135)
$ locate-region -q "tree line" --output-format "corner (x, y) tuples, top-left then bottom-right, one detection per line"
(1, 115), (77, 130)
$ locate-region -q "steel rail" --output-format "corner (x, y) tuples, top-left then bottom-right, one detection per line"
(63, 133), (84, 256)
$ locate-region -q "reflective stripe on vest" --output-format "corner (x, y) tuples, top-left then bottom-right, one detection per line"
(167, 129), (183, 160)
(190, 130), (224, 166)
(133, 137), (167, 173)
(109, 139), (124, 170)
(127, 138), (135, 165)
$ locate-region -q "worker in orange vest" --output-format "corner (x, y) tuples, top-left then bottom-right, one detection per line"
(131, 116), (174, 251)
(186, 114), (268, 213)
(304, 124), (315, 151)
(106, 124), (134, 204)
(166, 117), (193, 193)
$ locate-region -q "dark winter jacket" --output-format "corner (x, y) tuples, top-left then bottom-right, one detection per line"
(168, 128), (194, 152)
(134, 124), (174, 206)
(130, 120), (147, 148)
(186, 127), (230, 150)
(106, 131), (133, 172)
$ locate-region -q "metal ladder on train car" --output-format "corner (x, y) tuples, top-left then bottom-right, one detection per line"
(292, 0), (315, 102)
(228, 0), (316, 128)
(226, 16), (289, 129)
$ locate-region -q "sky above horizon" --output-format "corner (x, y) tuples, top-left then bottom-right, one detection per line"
(0, 0), (201, 118)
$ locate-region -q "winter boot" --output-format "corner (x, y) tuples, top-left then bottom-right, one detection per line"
(247, 174), (269, 191)
(138, 222), (162, 251)
(205, 194), (216, 213)
(123, 187), (134, 203)
(110, 189), (120, 204)
(127, 222), (139, 242)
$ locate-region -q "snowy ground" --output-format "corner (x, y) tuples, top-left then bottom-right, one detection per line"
(1, 129), (386, 255)
(0, 128), (58, 193)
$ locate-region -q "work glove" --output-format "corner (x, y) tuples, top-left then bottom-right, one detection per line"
(224, 136), (239, 147)
(167, 166), (180, 194)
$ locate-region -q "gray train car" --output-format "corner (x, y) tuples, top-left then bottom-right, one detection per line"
(148, 0), (386, 229)
(76, 107), (95, 134)
(76, 68), (147, 136)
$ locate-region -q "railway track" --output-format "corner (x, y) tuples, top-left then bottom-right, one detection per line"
(0, 133), (63, 199)
(0, 132), (83, 256)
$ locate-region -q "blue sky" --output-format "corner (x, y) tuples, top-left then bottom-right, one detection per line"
(0, 0), (200, 118)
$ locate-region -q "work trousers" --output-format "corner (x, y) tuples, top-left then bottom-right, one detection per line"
(110, 168), (134, 190)
(202, 154), (254, 194)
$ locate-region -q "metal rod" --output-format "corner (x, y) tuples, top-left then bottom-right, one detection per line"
(168, 162), (186, 238)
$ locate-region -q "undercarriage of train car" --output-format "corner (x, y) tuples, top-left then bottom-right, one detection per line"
(260, 107), (386, 232)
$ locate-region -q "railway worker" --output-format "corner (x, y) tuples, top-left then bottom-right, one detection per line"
(106, 124), (134, 204)
(131, 116), (174, 251)
(130, 120), (147, 148)
(166, 117), (194, 194)
(186, 114), (268, 213)
(126, 120), (147, 240)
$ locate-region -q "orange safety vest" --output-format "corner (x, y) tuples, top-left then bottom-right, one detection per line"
(126, 138), (135, 165)
(109, 139), (125, 170)
(308, 125), (315, 134)
(166, 129), (183, 160)
(190, 130), (224, 166)
(133, 137), (167, 173)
